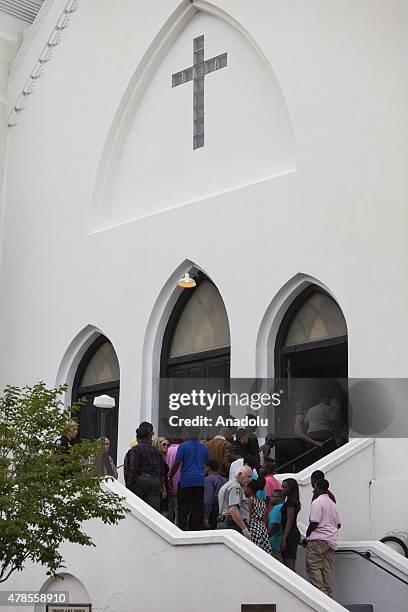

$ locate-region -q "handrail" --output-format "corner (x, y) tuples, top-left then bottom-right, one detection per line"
(336, 549), (408, 586)
(300, 541), (408, 587)
(275, 437), (337, 473)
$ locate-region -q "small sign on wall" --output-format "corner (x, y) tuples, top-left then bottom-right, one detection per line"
(241, 606), (276, 612)
(46, 605), (91, 612)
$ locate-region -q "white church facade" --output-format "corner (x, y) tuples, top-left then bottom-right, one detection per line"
(1, 1), (408, 610)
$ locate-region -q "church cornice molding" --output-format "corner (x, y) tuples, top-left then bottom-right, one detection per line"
(9, 0), (57, 81)
(7, 0), (79, 128)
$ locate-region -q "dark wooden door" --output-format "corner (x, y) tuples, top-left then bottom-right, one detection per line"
(161, 350), (230, 438)
(75, 382), (120, 463)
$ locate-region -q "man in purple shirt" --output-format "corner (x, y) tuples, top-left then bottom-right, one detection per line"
(203, 459), (227, 529)
(168, 432), (210, 530)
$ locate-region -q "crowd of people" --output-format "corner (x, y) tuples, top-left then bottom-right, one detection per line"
(122, 422), (341, 599)
(56, 418), (341, 598)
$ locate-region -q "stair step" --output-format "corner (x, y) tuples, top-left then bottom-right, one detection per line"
(344, 606), (374, 612)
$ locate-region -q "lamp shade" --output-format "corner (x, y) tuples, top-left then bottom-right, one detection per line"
(93, 394), (115, 409)
(177, 272), (196, 288)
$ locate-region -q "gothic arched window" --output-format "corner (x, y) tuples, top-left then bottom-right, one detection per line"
(72, 335), (120, 462)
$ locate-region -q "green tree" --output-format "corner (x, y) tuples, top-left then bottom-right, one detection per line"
(0, 383), (128, 583)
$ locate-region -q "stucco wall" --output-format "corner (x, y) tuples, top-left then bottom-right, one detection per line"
(3, 481), (346, 612)
(0, 0), (407, 551)
(370, 478), (408, 539)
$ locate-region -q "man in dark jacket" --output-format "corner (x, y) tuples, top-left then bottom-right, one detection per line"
(230, 428), (249, 460)
(126, 427), (164, 511)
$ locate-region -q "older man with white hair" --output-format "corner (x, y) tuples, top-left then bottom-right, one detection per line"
(217, 465), (252, 538)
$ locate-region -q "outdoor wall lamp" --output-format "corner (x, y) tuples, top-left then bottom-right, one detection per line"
(177, 272), (196, 288)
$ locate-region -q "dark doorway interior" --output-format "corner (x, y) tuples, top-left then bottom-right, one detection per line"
(282, 341), (348, 380)
(160, 274), (230, 438)
(274, 286), (348, 470)
(72, 335), (120, 462)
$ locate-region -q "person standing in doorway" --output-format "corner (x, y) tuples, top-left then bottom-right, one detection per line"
(306, 478), (341, 598)
(303, 398), (337, 458)
(104, 438), (118, 478)
(280, 478), (301, 572)
(168, 430), (210, 530)
(93, 437), (118, 479)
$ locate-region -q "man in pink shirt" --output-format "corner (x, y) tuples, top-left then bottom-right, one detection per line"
(306, 478), (341, 598)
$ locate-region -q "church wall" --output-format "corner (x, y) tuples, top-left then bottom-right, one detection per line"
(2, 482), (347, 612)
(0, 0), (408, 532)
(370, 477), (408, 539)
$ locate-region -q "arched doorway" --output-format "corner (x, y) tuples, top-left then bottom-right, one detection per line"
(160, 273), (230, 437)
(36, 573), (91, 612)
(274, 285), (348, 468)
(276, 286), (348, 380)
(72, 335), (120, 462)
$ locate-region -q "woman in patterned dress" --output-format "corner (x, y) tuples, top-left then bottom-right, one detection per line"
(246, 477), (273, 554)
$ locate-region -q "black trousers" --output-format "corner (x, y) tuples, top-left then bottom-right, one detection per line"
(209, 502), (219, 530)
(177, 486), (204, 531)
(132, 474), (161, 511)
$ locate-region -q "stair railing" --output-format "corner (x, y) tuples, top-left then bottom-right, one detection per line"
(274, 436), (337, 473)
(299, 541), (408, 587)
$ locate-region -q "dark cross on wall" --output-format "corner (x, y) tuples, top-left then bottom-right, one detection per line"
(172, 35), (228, 150)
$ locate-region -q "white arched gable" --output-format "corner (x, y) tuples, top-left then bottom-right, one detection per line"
(92, 0), (296, 231)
